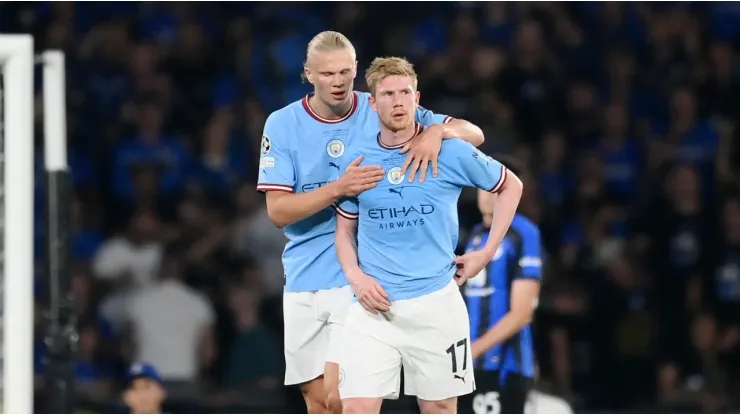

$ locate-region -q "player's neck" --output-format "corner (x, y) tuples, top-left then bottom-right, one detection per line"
(307, 94), (353, 120)
(379, 122), (419, 148)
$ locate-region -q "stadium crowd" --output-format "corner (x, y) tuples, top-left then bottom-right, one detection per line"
(1, 1), (739, 413)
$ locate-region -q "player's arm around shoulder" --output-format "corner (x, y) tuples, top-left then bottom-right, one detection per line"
(400, 108), (485, 183)
(414, 106), (485, 147)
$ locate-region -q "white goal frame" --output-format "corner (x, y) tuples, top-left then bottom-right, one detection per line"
(0, 34), (67, 414)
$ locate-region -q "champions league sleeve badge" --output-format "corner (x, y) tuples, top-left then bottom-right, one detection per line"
(261, 135), (271, 155)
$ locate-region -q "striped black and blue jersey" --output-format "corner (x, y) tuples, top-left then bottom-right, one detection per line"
(463, 214), (542, 379)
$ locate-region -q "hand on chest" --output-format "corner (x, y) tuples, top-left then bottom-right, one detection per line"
(358, 152), (441, 208)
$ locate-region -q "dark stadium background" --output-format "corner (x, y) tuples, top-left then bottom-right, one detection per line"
(1, 1), (740, 413)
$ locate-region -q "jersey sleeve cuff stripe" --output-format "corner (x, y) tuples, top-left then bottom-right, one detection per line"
(256, 183), (294, 193)
(443, 116), (454, 124)
(332, 203), (359, 219)
(488, 166), (507, 193)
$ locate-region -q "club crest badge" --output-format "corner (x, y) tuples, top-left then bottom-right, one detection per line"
(327, 139), (345, 158)
(387, 167), (405, 185)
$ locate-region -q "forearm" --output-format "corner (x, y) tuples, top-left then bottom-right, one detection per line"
(335, 222), (362, 283)
(266, 183), (341, 228)
(441, 119), (485, 147)
(482, 174), (523, 255)
(475, 311), (533, 354)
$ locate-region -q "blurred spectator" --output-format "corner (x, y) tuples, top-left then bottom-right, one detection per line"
(595, 103), (642, 201)
(195, 110), (251, 194)
(111, 101), (192, 200)
(93, 210), (163, 329)
(711, 196), (740, 328)
(93, 210), (163, 287)
(497, 19), (557, 142)
(123, 363), (167, 414)
(230, 183), (287, 296)
(216, 285), (281, 405)
(74, 320), (115, 403)
(123, 247), (215, 398)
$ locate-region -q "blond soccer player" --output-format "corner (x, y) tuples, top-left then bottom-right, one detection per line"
(256, 31), (485, 413)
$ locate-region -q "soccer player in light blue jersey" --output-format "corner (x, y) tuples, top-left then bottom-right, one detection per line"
(333, 57), (523, 414)
(256, 31), (485, 413)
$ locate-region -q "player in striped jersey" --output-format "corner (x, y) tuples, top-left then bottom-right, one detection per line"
(459, 156), (543, 414)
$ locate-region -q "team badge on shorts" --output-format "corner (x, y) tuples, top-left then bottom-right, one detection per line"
(261, 135), (271, 155)
(327, 139), (345, 158)
(387, 167), (405, 185)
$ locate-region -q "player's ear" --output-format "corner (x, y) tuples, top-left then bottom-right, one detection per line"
(369, 95), (377, 112)
(415, 90), (420, 105)
(304, 67), (313, 84)
(353, 60), (358, 78)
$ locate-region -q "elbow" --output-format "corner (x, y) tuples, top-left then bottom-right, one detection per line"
(520, 310), (535, 326)
(513, 309), (535, 329)
(464, 122), (485, 147)
(473, 126), (485, 147)
(266, 208), (289, 229)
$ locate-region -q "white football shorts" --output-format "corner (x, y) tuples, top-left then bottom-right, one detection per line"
(283, 284), (353, 386)
(339, 280), (475, 401)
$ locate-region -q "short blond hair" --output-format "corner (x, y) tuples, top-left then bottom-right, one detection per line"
(301, 31), (355, 82)
(365, 57), (418, 96)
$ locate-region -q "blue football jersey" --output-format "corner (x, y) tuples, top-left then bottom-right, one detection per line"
(335, 126), (507, 301)
(257, 92), (453, 293)
(464, 215), (542, 378)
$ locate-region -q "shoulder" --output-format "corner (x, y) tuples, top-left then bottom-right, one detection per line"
(354, 91), (375, 117)
(183, 286), (212, 309)
(415, 104), (436, 118)
(100, 236), (130, 252)
(441, 137), (475, 160)
(356, 91), (372, 101)
(265, 99), (307, 131)
(266, 101), (299, 125)
(511, 215), (540, 238)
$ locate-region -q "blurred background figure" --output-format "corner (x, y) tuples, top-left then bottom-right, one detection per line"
(122, 363), (167, 414)
(2, 1), (738, 413)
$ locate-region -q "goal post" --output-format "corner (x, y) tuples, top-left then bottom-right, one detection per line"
(0, 34), (35, 415)
(41, 49), (76, 414)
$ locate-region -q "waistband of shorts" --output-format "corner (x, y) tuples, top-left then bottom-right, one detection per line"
(392, 278), (458, 304)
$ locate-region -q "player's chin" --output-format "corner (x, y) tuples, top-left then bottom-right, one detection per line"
(388, 118), (410, 132)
